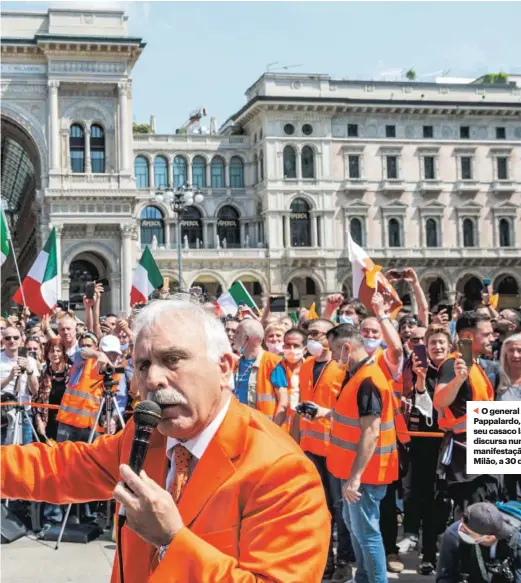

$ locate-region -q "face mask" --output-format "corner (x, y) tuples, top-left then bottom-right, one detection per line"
(338, 315), (355, 326)
(284, 348), (305, 363)
(363, 337), (381, 355)
(458, 523), (484, 545)
(307, 339), (324, 357)
(266, 342), (284, 354)
(120, 343), (129, 352)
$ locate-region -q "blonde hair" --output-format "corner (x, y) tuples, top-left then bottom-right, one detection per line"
(264, 323), (285, 339)
(498, 333), (521, 396)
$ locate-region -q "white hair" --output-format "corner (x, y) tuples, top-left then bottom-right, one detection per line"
(238, 317), (264, 342)
(498, 333), (521, 396)
(132, 296), (231, 363)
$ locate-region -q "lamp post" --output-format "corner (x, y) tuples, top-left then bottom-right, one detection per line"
(152, 183), (203, 292)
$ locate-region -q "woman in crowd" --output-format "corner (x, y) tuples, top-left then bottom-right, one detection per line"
(25, 336), (44, 372)
(264, 323), (285, 355)
(404, 324), (452, 575)
(497, 333), (521, 502)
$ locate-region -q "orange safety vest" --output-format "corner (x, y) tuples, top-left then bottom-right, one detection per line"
(299, 357), (343, 457)
(375, 349), (410, 445)
(327, 361), (399, 484)
(255, 351), (282, 420)
(271, 359), (301, 433)
(436, 353), (493, 434)
(57, 358), (121, 431)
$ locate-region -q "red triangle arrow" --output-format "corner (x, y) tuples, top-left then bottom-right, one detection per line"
(474, 408), (479, 414)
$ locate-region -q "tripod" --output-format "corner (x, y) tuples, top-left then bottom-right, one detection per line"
(55, 372), (125, 550)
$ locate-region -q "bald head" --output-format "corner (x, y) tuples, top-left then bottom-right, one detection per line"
(58, 316), (77, 347)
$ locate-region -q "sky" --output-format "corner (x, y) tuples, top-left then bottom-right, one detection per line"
(2, 0), (521, 133)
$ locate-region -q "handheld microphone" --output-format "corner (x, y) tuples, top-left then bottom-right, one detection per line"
(118, 400), (162, 526)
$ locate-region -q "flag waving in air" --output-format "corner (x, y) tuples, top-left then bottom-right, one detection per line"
(1, 209), (10, 266)
(347, 232), (402, 319)
(217, 281), (258, 317)
(14, 228), (59, 315)
(130, 246), (163, 306)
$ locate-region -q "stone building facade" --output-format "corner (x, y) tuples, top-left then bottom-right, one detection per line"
(2, 8), (520, 316)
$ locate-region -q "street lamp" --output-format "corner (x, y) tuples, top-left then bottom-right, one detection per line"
(151, 183), (203, 292)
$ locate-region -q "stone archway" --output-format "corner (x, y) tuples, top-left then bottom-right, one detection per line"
(456, 274), (483, 310)
(231, 273), (264, 309)
(68, 252), (112, 317)
(494, 274), (520, 309)
(190, 272), (226, 301)
(286, 275), (321, 313)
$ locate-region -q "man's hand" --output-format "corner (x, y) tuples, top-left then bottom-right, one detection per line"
(96, 352), (110, 370)
(402, 268), (418, 285)
(113, 464), (183, 548)
(342, 475), (361, 504)
(7, 364), (21, 382)
(452, 303), (463, 322)
(83, 295), (95, 309)
(326, 294), (344, 309)
(371, 291), (386, 318)
(454, 357), (468, 382)
(35, 416), (46, 436)
(17, 357), (32, 374)
(432, 309), (449, 327)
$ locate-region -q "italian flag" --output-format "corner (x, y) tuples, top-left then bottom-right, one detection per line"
(1, 210), (9, 266)
(130, 246), (163, 306)
(217, 281), (258, 317)
(14, 228), (59, 315)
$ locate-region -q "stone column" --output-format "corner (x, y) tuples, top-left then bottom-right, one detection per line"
(118, 82), (130, 172)
(167, 157), (174, 187)
(203, 220), (209, 248)
(224, 160), (230, 188)
(240, 221), (246, 247)
(311, 215), (318, 247)
(206, 163), (211, 188)
(84, 127), (91, 173)
(48, 81), (60, 171)
(121, 224), (133, 310)
(186, 159), (192, 186)
(283, 215), (289, 248)
(53, 224), (64, 298)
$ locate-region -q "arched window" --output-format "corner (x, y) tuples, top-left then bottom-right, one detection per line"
(69, 259), (100, 307)
(259, 150), (264, 182)
(134, 156), (149, 188)
(192, 156), (206, 188)
(388, 218), (402, 247)
(290, 198), (311, 247)
(217, 205), (240, 247)
(140, 206), (165, 246)
(90, 124), (105, 173)
(463, 218), (475, 247)
(180, 206), (203, 246)
(154, 156), (168, 188)
(253, 153), (259, 185)
(173, 156), (187, 188)
(426, 218), (439, 247)
(229, 156), (244, 188)
(301, 146), (315, 179)
(70, 124), (85, 173)
(499, 218), (512, 247)
(211, 156), (225, 188)
(350, 218), (363, 246)
(283, 145), (297, 179)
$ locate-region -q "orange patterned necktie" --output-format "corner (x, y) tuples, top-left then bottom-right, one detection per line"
(170, 444), (192, 503)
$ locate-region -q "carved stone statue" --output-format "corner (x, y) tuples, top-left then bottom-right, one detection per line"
(151, 235), (158, 250)
(184, 234), (189, 250)
(222, 238), (227, 249)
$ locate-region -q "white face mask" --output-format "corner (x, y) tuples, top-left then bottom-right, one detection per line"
(458, 523), (484, 545)
(363, 337), (381, 354)
(338, 315), (355, 326)
(307, 339), (324, 357)
(266, 342), (284, 354)
(283, 348), (305, 363)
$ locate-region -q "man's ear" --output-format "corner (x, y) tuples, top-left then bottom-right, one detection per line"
(219, 353), (234, 388)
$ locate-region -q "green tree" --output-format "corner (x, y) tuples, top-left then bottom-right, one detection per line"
(133, 122), (151, 134)
(405, 68), (416, 81)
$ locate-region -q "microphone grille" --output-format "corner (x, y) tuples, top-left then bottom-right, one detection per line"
(134, 400), (162, 428)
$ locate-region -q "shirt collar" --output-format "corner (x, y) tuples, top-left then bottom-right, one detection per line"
(165, 395), (231, 462)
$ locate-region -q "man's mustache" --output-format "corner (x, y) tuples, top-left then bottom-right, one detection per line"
(146, 388), (188, 407)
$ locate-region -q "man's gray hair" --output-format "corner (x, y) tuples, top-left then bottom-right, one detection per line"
(132, 296), (231, 363)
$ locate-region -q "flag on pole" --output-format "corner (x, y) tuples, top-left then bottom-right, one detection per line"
(217, 281), (258, 317)
(13, 228), (59, 315)
(347, 232), (402, 319)
(1, 210), (9, 266)
(307, 302), (319, 320)
(130, 246), (163, 306)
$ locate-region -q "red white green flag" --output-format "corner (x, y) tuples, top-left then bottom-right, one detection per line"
(14, 228), (58, 315)
(130, 246), (163, 306)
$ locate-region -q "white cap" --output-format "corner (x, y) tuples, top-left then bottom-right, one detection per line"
(99, 334), (122, 355)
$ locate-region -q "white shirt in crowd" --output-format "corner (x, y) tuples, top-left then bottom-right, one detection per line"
(0, 351), (40, 409)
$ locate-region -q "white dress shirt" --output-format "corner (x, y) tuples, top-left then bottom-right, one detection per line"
(164, 395), (231, 490)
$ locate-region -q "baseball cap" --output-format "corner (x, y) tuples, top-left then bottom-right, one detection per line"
(463, 502), (513, 541)
(99, 335), (122, 355)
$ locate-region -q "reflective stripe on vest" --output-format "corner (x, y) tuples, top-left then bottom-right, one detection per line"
(255, 351), (281, 419)
(330, 435), (397, 455)
(332, 410), (394, 432)
(257, 393), (277, 403)
(301, 429), (330, 442)
(59, 405), (97, 419)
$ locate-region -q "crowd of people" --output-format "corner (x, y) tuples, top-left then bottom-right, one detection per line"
(1, 268), (521, 583)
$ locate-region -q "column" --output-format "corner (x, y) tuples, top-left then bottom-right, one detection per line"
(203, 220), (209, 248)
(320, 214), (326, 248)
(121, 224), (133, 310)
(167, 158), (174, 187)
(118, 82), (130, 172)
(283, 215), (289, 248)
(84, 127), (91, 173)
(240, 221), (246, 248)
(224, 160), (230, 188)
(311, 215), (318, 247)
(48, 81), (60, 171)
(206, 163), (211, 189)
(296, 147), (302, 180)
(186, 159), (192, 186)
(53, 224), (63, 298)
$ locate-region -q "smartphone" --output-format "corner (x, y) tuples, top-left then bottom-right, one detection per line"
(97, 278), (111, 293)
(458, 338), (473, 368)
(85, 282), (95, 300)
(18, 347), (27, 358)
(28, 351), (37, 360)
(296, 402), (318, 419)
(387, 269), (403, 280)
(482, 277), (492, 293)
(269, 296), (286, 313)
(412, 344), (428, 369)
(437, 304), (453, 320)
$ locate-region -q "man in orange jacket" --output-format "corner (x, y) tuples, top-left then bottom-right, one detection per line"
(1, 298), (329, 583)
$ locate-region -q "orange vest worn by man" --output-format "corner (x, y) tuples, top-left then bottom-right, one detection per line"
(327, 360), (399, 485)
(1, 396), (330, 583)
(299, 357), (343, 457)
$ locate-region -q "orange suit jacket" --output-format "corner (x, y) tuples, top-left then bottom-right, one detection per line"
(1, 396), (330, 582)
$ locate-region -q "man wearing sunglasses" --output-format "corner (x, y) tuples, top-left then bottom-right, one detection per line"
(0, 326), (40, 444)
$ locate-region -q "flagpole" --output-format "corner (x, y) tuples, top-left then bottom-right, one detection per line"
(1, 207), (27, 307)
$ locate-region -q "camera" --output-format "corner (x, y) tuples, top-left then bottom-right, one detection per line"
(486, 559), (514, 582)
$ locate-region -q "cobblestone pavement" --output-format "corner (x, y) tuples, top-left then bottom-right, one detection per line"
(1, 531), (435, 583)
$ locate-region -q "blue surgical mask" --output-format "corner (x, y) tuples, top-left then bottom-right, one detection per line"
(338, 315), (355, 326)
(363, 338), (381, 355)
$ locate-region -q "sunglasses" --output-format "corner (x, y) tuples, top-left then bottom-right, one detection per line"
(4, 335), (20, 341)
(410, 337), (424, 344)
(307, 330), (324, 338)
(27, 336), (42, 343)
